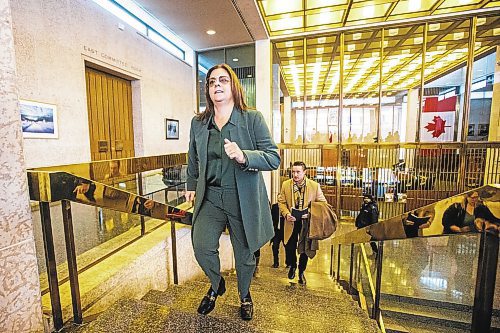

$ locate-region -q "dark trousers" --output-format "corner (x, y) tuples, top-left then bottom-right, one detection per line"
(192, 188), (255, 298)
(271, 236), (280, 265)
(284, 218), (308, 272)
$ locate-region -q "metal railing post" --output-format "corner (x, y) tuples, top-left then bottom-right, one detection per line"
(336, 244), (341, 281)
(39, 202), (63, 330)
(348, 243), (355, 294)
(170, 219), (179, 285)
(372, 241), (384, 322)
(61, 200), (82, 324)
(138, 172), (146, 236)
(471, 231), (499, 333)
(330, 244), (334, 277)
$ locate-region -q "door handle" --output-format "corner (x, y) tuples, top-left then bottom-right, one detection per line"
(98, 140), (108, 152)
(115, 140), (123, 151)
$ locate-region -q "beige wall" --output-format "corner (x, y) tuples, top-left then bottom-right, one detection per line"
(10, 0), (195, 168)
(0, 0), (43, 331)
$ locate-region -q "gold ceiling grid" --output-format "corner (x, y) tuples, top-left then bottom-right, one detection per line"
(260, 0), (499, 101)
(273, 16), (499, 100)
(257, 0), (497, 37)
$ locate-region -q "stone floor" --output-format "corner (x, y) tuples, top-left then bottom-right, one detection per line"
(63, 240), (380, 333)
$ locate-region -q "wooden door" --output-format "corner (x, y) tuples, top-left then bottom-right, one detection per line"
(85, 68), (135, 161)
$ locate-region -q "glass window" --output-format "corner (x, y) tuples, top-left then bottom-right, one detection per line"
(381, 25), (424, 143)
(197, 45), (256, 112)
(468, 17), (497, 142)
(343, 30), (381, 142)
(421, 20), (470, 143)
(197, 49), (224, 112)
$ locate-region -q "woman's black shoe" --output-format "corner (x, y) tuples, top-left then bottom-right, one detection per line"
(197, 277), (225, 315)
(240, 296), (253, 320)
(287, 267), (296, 279)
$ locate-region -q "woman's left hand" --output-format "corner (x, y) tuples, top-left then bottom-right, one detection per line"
(224, 138), (246, 164)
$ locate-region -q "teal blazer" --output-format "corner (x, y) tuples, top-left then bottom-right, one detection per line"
(187, 108), (281, 253)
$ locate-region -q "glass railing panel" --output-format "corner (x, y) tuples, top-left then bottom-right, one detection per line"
(32, 202), (144, 281)
(378, 234), (482, 331)
(381, 234), (480, 306)
(355, 243), (376, 318)
(338, 244), (352, 283)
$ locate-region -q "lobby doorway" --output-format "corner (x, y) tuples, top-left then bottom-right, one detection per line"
(85, 67), (135, 161)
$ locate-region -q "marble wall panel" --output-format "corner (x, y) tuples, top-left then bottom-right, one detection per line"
(0, 0), (43, 330)
(0, 241), (43, 332)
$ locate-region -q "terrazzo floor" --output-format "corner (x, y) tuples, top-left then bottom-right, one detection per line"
(63, 240), (380, 333)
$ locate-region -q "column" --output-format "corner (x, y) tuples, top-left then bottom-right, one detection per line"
(484, 47), (500, 184)
(0, 0), (44, 331)
(405, 88), (419, 143)
(283, 96), (292, 142)
(255, 39), (273, 196)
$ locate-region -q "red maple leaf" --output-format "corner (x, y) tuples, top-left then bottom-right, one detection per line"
(424, 116), (447, 138)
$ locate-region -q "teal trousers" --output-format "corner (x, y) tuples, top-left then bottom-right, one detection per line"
(192, 187), (255, 298)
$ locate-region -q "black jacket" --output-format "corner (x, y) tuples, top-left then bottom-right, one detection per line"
(355, 202), (379, 228)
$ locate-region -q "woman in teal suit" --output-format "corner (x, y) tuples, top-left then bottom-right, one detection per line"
(185, 64), (280, 320)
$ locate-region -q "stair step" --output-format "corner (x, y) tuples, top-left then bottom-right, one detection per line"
(79, 299), (171, 333)
(68, 241), (380, 332)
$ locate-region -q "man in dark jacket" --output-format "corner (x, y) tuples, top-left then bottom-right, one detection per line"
(355, 194), (379, 254)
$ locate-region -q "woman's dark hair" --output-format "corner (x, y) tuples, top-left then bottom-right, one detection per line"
(292, 161), (307, 171)
(462, 191), (481, 208)
(197, 64), (250, 121)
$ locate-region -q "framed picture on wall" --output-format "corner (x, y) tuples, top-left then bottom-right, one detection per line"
(165, 118), (179, 140)
(19, 100), (58, 139)
(478, 124), (489, 137)
(467, 124), (475, 136)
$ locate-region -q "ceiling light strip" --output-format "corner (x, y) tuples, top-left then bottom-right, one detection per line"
(269, 7), (500, 41)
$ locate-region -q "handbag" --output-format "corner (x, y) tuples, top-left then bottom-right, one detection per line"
(308, 201), (338, 240)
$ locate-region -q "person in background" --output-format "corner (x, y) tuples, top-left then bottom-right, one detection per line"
(355, 194), (379, 255)
(270, 202), (283, 268)
(443, 191), (499, 234)
(278, 161), (326, 285)
(185, 63), (280, 321)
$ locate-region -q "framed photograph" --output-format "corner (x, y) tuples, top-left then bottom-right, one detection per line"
(478, 124), (489, 137)
(467, 124), (475, 136)
(20, 100), (58, 138)
(165, 118), (179, 140)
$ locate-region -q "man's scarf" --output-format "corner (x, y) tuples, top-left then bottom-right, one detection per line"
(293, 179), (306, 209)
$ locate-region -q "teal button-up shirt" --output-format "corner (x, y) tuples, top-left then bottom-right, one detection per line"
(206, 111), (237, 189)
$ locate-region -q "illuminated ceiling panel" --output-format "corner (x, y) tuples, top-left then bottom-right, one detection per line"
(260, 0), (303, 16)
(273, 15), (500, 100)
(257, 0), (499, 36)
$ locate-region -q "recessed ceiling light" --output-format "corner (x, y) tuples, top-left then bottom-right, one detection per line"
(233, 58), (239, 62)
(247, 74), (252, 78)
(477, 17), (486, 25)
(429, 23), (440, 31)
(206, 30), (216, 35)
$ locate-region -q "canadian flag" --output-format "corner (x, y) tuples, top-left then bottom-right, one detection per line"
(420, 95), (456, 142)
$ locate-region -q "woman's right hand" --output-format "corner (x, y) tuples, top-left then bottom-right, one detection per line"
(185, 190), (196, 202)
(285, 213), (296, 222)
